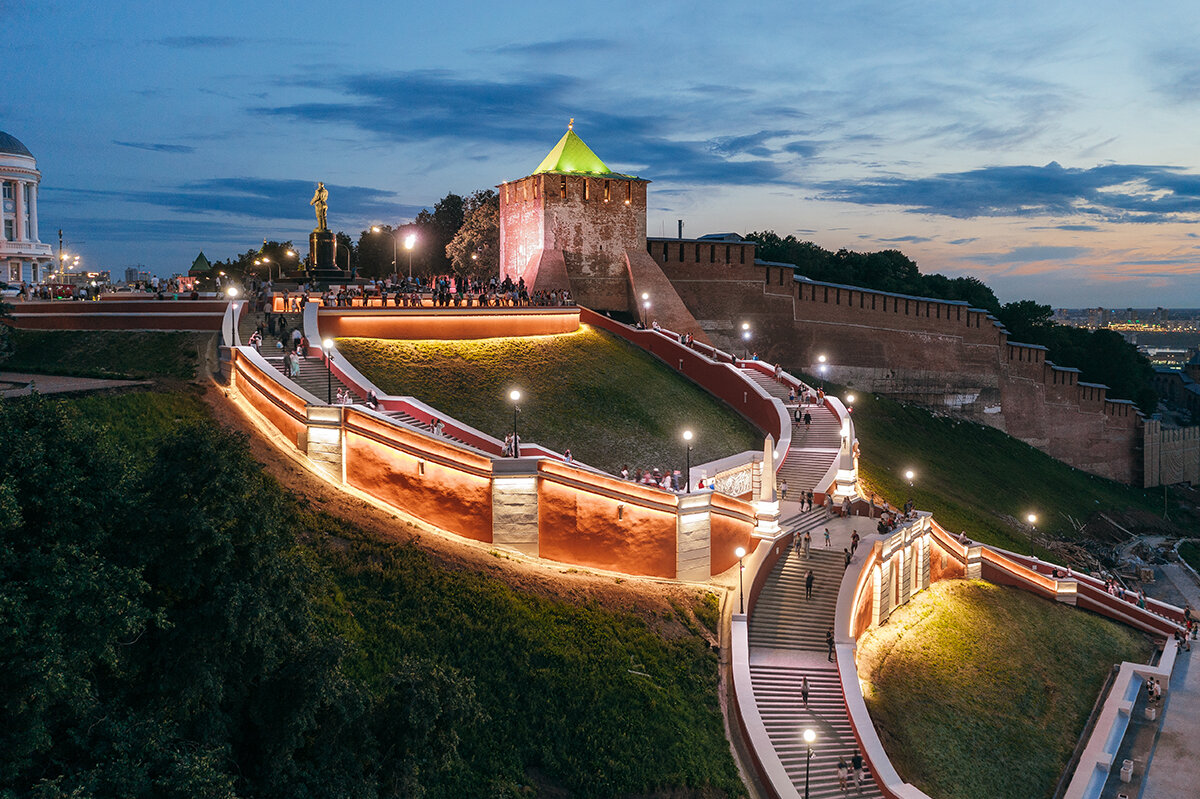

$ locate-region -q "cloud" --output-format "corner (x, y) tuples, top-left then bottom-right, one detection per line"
(969, 245), (1092, 266)
(782, 140), (822, 157)
(489, 38), (615, 57)
(948, 238), (977, 245)
(1151, 48), (1200, 104)
(113, 140), (196, 154)
(155, 35), (245, 49)
(818, 161), (1200, 223)
(877, 235), (932, 243)
(54, 178), (423, 224)
(255, 69), (800, 187)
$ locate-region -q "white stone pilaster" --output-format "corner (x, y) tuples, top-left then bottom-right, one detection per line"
(13, 180), (24, 241)
(28, 182), (37, 242)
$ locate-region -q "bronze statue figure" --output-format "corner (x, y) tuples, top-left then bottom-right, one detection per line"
(310, 182), (329, 231)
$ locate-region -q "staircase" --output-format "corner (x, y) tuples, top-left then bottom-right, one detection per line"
(747, 546), (884, 798)
(750, 548), (843, 651)
(741, 370), (841, 492)
(750, 664), (881, 798)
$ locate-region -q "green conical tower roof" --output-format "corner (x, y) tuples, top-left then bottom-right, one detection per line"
(532, 121), (637, 178)
(189, 251), (213, 274)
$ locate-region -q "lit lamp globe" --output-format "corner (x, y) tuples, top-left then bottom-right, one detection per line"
(735, 546), (746, 559)
(1027, 513), (1037, 525)
(226, 286), (239, 298)
(803, 728), (816, 745)
(905, 470), (915, 481)
(510, 389), (521, 402)
(322, 338), (333, 351)
(818, 354), (827, 363)
(846, 394), (856, 404)
(683, 430), (693, 442)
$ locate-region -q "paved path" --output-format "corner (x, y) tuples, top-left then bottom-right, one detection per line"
(1139, 561), (1200, 799)
(0, 371), (151, 398)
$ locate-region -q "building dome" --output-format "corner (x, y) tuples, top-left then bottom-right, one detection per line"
(0, 131), (33, 158)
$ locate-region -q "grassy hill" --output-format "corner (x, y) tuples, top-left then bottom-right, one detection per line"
(857, 579), (1152, 799)
(3, 329), (205, 380)
(58, 390), (745, 798)
(810, 381), (1170, 553)
(336, 325), (764, 474)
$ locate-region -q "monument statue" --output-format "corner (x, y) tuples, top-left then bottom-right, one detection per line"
(310, 181), (329, 231)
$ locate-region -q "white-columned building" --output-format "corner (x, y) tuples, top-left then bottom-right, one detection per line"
(0, 130), (52, 284)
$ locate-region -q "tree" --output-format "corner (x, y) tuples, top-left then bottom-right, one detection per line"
(0, 301), (12, 363)
(445, 190), (498, 277)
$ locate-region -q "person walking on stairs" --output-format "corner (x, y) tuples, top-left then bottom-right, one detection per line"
(824, 527), (831, 547)
(826, 627), (835, 662)
(804, 569), (815, 599)
(851, 750), (864, 792)
(801, 676), (809, 708)
(803, 410), (812, 432)
(802, 530), (812, 557)
(837, 757), (849, 791)
(780, 479), (789, 502)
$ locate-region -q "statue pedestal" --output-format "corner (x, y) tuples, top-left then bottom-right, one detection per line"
(307, 230), (346, 285)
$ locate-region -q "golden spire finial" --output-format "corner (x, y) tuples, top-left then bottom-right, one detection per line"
(568, 117), (574, 130)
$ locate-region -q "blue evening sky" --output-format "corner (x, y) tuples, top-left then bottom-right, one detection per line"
(7, 0), (1200, 306)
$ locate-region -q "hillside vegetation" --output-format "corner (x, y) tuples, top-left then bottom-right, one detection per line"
(3, 329), (205, 380)
(1, 389), (744, 798)
(336, 325), (764, 474)
(815, 381), (1165, 553)
(857, 579), (1152, 799)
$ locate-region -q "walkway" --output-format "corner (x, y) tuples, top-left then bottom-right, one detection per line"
(748, 517), (883, 798)
(0, 370), (152, 398)
(741, 369), (841, 493)
(1139, 561), (1200, 799)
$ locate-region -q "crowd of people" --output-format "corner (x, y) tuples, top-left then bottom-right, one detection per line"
(270, 274), (575, 311)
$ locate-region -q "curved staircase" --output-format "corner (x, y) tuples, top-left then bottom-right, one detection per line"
(748, 546), (884, 798)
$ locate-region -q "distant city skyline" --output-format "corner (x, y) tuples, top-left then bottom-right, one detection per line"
(7, 0), (1200, 306)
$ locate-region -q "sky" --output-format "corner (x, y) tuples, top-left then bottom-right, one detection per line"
(7, 0), (1200, 307)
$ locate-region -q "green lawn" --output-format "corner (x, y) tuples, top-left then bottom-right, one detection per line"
(68, 390), (212, 454)
(807, 380), (1166, 552)
(1179, 541), (1200, 574)
(336, 325), (764, 474)
(314, 513), (744, 798)
(857, 579), (1152, 799)
(3, 329), (206, 380)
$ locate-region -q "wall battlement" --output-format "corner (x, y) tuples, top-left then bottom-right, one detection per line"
(655, 249), (1145, 484)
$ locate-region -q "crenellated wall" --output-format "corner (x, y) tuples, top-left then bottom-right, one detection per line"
(654, 251), (1145, 484)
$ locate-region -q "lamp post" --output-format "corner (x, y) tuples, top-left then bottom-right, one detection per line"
(322, 338), (334, 404)
(817, 354), (827, 388)
(683, 429), (694, 493)
(371, 226), (398, 278)
(640, 292), (650, 327)
(735, 546), (747, 613)
(226, 286), (239, 300)
(741, 321), (751, 358)
(803, 728), (816, 799)
(509, 389), (521, 457)
(1027, 513), (1037, 557)
(905, 469), (915, 486)
(404, 233), (417, 281)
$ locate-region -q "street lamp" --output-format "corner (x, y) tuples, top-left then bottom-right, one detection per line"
(1027, 513), (1037, 556)
(226, 286), (239, 299)
(322, 338), (334, 404)
(735, 546), (747, 613)
(741, 321), (752, 358)
(683, 429), (694, 493)
(803, 729), (816, 799)
(371, 226), (398, 278)
(404, 233), (417, 281)
(509, 389), (522, 457)
(905, 469), (915, 486)
(846, 393), (855, 404)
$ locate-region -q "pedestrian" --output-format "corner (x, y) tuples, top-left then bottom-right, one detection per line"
(851, 530), (860, 555)
(824, 493), (833, 518)
(801, 675), (809, 708)
(564, 449), (573, 464)
(803, 410), (812, 432)
(844, 547), (852, 568)
(807, 491), (814, 512)
(1153, 678), (1163, 703)
(826, 626), (835, 662)
(805, 569), (815, 599)
(824, 527), (831, 547)
(780, 479), (789, 502)
(803, 530), (812, 557)
(852, 750), (864, 791)
(837, 757), (849, 791)
(841, 496), (851, 518)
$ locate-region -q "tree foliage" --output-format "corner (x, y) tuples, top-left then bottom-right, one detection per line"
(445, 189), (499, 276)
(0, 396), (482, 798)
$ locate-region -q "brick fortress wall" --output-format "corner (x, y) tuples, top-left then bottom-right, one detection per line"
(649, 240), (1143, 484)
(499, 173), (647, 313)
